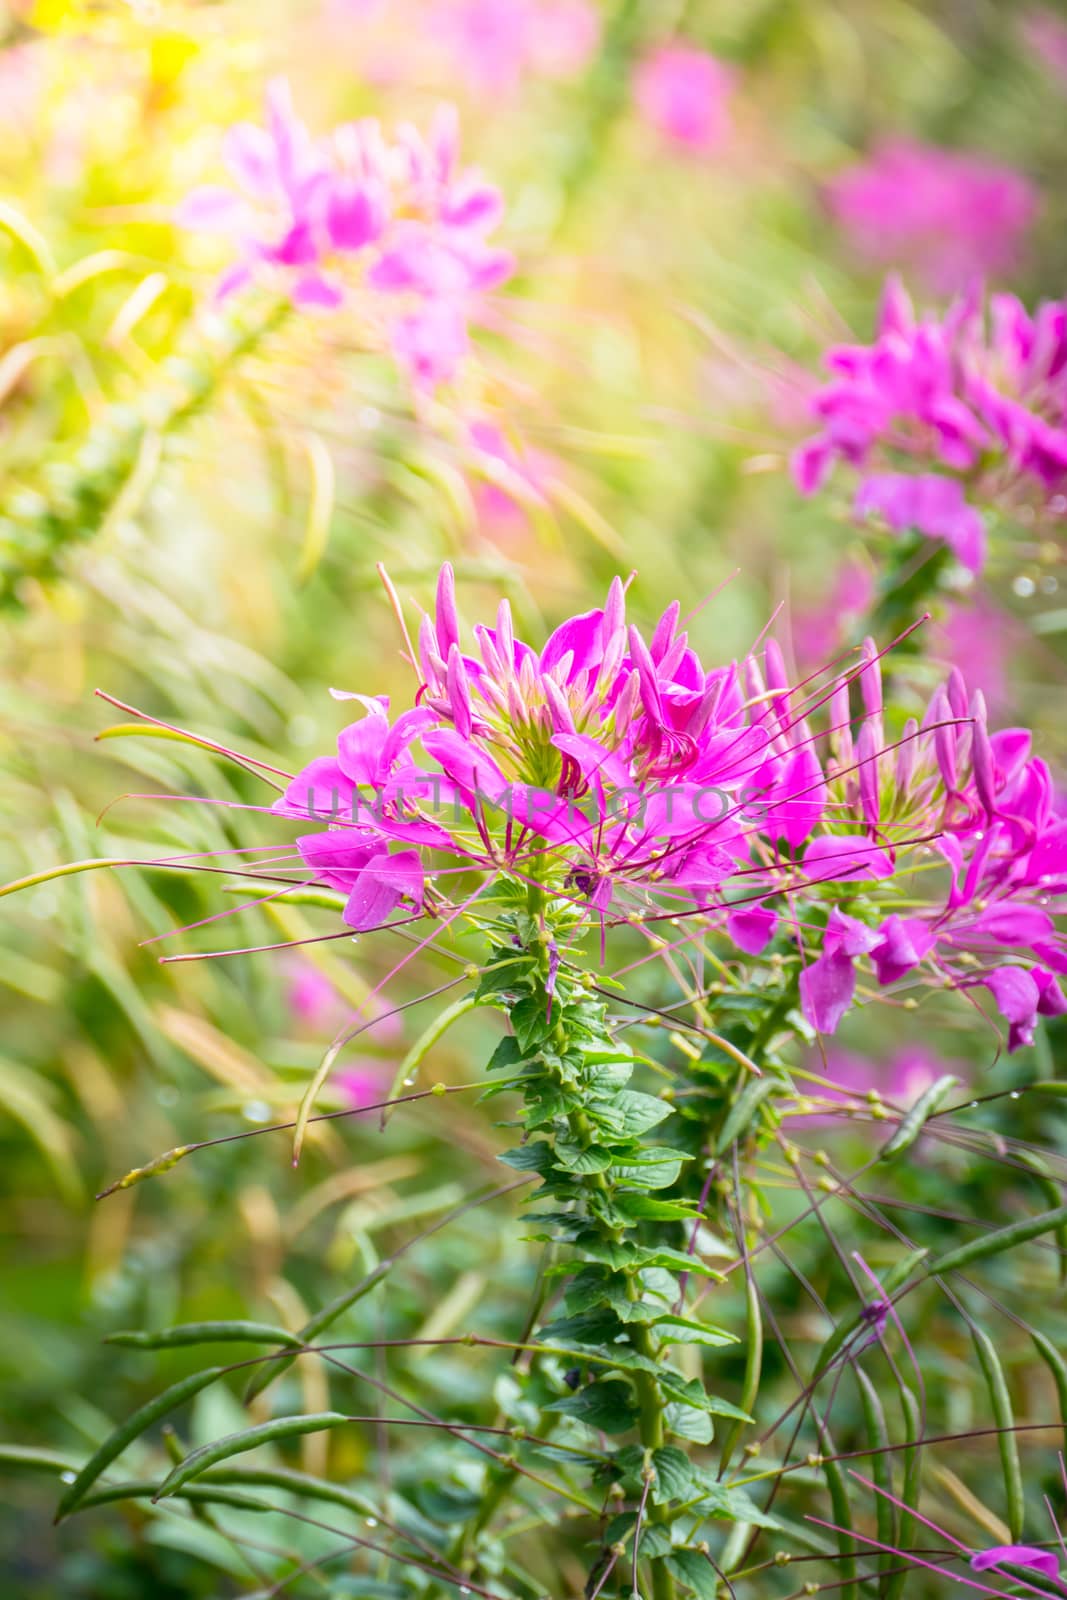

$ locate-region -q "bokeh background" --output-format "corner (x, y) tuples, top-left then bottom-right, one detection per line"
(3, 1), (1067, 1595)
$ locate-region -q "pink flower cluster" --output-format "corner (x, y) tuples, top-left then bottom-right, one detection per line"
(273, 567), (1066, 1052)
(426, 0), (600, 95)
(794, 276), (1067, 572)
(827, 139), (1037, 294)
(178, 80), (513, 389)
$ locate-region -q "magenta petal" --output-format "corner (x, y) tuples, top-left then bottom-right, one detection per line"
(803, 835), (894, 882)
(343, 849), (424, 930)
(971, 1547), (1060, 1581)
(176, 185), (248, 233)
(800, 948), (857, 1034)
(540, 608), (605, 682)
(291, 272), (344, 310)
(337, 707), (390, 787)
(274, 758), (355, 822)
(870, 915), (936, 983)
(727, 903), (777, 955)
(297, 830), (378, 893)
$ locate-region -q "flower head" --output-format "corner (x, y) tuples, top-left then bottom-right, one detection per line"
(633, 44), (733, 154)
(427, 0), (599, 96)
(794, 277), (1067, 571)
(828, 139), (1036, 294)
(272, 568), (1065, 1053)
(178, 82), (512, 389)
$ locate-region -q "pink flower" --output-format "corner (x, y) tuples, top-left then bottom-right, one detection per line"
(1021, 9), (1067, 89)
(633, 44), (733, 154)
(178, 84), (513, 391)
(793, 276), (1067, 570)
(271, 569), (1065, 1054)
(467, 421), (555, 535)
(792, 559), (874, 667)
(334, 1062), (391, 1108)
(285, 959), (344, 1028)
(828, 139), (1037, 294)
(428, 0), (599, 95)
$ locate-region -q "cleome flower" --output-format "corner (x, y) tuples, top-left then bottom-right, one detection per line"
(827, 138), (1036, 295)
(793, 276), (1067, 573)
(271, 566), (1066, 1051)
(178, 80), (513, 388)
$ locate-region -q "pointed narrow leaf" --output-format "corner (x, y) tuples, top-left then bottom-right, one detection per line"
(928, 1203), (1067, 1276)
(155, 1413), (349, 1500)
(56, 1367), (225, 1520)
(107, 1322), (303, 1351)
(879, 1076), (959, 1159)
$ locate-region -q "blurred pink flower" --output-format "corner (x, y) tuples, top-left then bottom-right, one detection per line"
(335, 1061), (391, 1108)
(633, 44), (733, 154)
(468, 420), (555, 534)
(828, 139), (1037, 293)
(178, 84), (514, 390)
(284, 958), (345, 1029)
(932, 596), (1019, 718)
(1021, 9), (1067, 87)
(428, 0), (599, 94)
(799, 1044), (956, 1124)
(792, 558), (874, 667)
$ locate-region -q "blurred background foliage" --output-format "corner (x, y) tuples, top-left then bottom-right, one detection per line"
(3, 0), (1067, 1595)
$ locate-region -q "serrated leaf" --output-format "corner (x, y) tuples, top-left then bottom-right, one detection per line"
(613, 1196), (698, 1222)
(510, 995), (552, 1052)
(498, 1141), (555, 1172)
(664, 1404), (713, 1444)
(553, 1142), (614, 1174)
(593, 1090), (672, 1138)
(651, 1446), (698, 1503)
(546, 1381), (637, 1434)
(666, 1549), (719, 1598)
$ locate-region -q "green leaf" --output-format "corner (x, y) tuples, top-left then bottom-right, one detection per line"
(613, 1195), (698, 1222)
(552, 1142), (614, 1175)
(970, 1325), (1024, 1542)
(715, 1076), (778, 1153)
(663, 1404), (712, 1444)
(498, 1141), (555, 1173)
(510, 994), (552, 1052)
(546, 1381), (638, 1434)
(155, 1413), (349, 1500)
(651, 1314), (737, 1349)
(665, 1549), (719, 1599)
(879, 1075), (959, 1160)
(107, 1322), (303, 1351)
(486, 1036), (524, 1072)
(56, 1367), (226, 1520)
(593, 1089), (672, 1137)
(650, 1446), (697, 1504)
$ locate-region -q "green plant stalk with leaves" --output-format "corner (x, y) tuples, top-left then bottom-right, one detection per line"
(431, 881), (768, 1600)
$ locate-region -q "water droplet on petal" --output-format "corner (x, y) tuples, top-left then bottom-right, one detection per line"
(1013, 575), (1036, 599)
